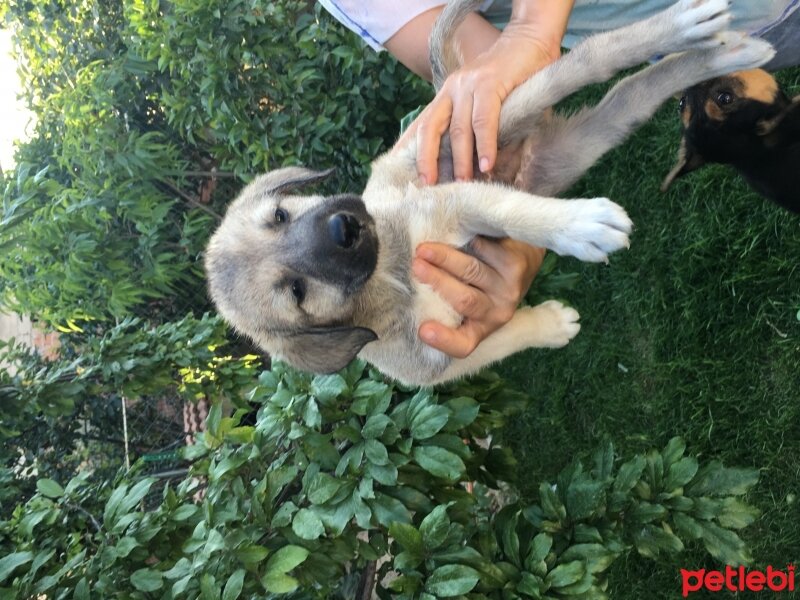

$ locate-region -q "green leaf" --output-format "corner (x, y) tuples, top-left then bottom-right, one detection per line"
(409, 404), (450, 440)
(0, 552), (33, 584)
(717, 498), (760, 529)
(130, 568), (164, 592)
(545, 560), (585, 589)
(444, 397), (480, 430)
(613, 455), (646, 494)
(672, 513), (704, 540)
(369, 493), (412, 527)
(362, 414), (392, 439)
(526, 533), (552, 566)
(412, 446), (465, 482)
(539, 483), (566, 521)
(565, 479), (605, 520)
(365, 439), (389, 466)
(265, 545), (310, 574)
(661, 437), (686, 469)
(261, 572), (299, 594)
(222, 569), (245, 600)
(292, 508), (325, 540)
(560, 544), (616, 574)
(36, 478), (64, 498)
(74, 577), (90, 600)
(310, 373), (348, 402)
(633, 524), (684, 559)
(420, 505), (451, 551)
(425, 564), (480, 597)
(517, 572), (543, 598)
(686, 463), (759, 497)
(307, 473), (343, 505)
(235, 545), (269, 565)
(663, 457), (698, 491)
(700, 522), (753, 566)
(389, 522), (424, 556)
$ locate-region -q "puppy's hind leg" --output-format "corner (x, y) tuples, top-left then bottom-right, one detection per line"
(521, 34), (776, 195)
(498, 0), (733, 146)
(430, 302), (581, 384)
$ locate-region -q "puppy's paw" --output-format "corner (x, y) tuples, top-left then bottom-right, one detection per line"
(525, 301), (581, 348)
(668, 0), (732, 51)
(550, 198), (633, 263)
(708, 32), (776, 73)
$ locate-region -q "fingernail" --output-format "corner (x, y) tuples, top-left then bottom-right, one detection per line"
(479, 156), (490, 172)
(418, 174), (427, 186)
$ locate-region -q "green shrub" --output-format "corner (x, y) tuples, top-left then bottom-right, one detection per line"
(0, 361), (760, 598)
(0, 0), (432, 326)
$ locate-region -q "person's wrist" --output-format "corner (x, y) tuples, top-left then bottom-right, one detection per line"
(501, 22), (562, 65)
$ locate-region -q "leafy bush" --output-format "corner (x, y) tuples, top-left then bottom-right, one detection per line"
(0, 361), (760, 598)
(0, 0), (432, 326)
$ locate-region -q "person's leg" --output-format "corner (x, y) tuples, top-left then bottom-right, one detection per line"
(760, 3), (800, 70)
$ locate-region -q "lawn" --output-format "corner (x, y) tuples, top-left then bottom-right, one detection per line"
(499, 66), (800, 598)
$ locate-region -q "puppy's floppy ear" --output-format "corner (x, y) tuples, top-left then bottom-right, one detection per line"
(661, 138), (706, 192)
(281, 326), (378, 374)
(260, 166), (335, 195)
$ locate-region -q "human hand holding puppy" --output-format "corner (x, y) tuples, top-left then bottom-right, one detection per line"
(386, 0), (572, 358)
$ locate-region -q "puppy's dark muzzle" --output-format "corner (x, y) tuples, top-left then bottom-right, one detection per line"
(285, 194), (379, 294)
(328, 213), (362, 249)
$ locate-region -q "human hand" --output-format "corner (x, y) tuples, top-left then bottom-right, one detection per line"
(411, 237), (546, 358)
(409, 25), (561, 184)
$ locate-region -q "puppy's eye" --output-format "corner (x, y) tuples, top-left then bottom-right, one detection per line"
(274, 208), (289, 224)
(716, 91), (733, 106)
(678, 96), (687, 112)
(291, 279), (306, 304)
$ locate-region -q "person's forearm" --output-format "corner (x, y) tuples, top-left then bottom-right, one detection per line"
(504, 0), (576, 61)
(385, 8), (500, 81)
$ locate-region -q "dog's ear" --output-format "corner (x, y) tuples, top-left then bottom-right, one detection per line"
(281, 326), (378, 374)
(260, 166), (335, 195)
(757, 95), (800, 144)
(661, 137), (706, 192)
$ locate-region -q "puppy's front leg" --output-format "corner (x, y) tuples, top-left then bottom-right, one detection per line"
(430, 301), (580, 384)
(424, 182), (632, 263)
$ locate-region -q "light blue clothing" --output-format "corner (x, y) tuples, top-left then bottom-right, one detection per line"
(320, 0), (799, 69)
(481, 0), (799, 68)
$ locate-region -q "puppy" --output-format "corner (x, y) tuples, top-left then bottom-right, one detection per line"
(662, 68), (799, 212)
(205, 0), (774, 386)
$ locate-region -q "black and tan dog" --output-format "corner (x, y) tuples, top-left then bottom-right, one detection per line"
(663, 68), (799, 212)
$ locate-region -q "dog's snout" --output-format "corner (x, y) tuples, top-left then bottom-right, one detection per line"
(328, 213), (361, 249)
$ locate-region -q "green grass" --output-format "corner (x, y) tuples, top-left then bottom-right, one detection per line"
(499, 67), (800, 598)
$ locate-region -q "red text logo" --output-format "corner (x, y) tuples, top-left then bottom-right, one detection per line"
(681, 565), (796, 596)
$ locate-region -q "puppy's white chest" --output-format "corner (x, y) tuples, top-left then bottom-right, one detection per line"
(413, 281), (462, 330)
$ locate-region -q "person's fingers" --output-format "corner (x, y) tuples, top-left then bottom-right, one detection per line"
(412, 257), (491, 319)
(448, 89), (475, 181)
(418, 318), (485, 359)
(415, 99), (452, 185)
(416, 242), (500, 291)
(470, 237), (545, 281)
(471, 89), (502, 174)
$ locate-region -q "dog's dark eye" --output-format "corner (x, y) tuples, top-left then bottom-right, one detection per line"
(291, 279), (305, 304)
(678, 96), (687, 112)
(274, 208), (289, 224)
(716, 91), (733, 106)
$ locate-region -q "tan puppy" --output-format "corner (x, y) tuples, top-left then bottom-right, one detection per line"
(205, 0), (774, 385)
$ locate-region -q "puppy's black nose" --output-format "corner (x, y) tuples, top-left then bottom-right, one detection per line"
(328, 213), (361, 249)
